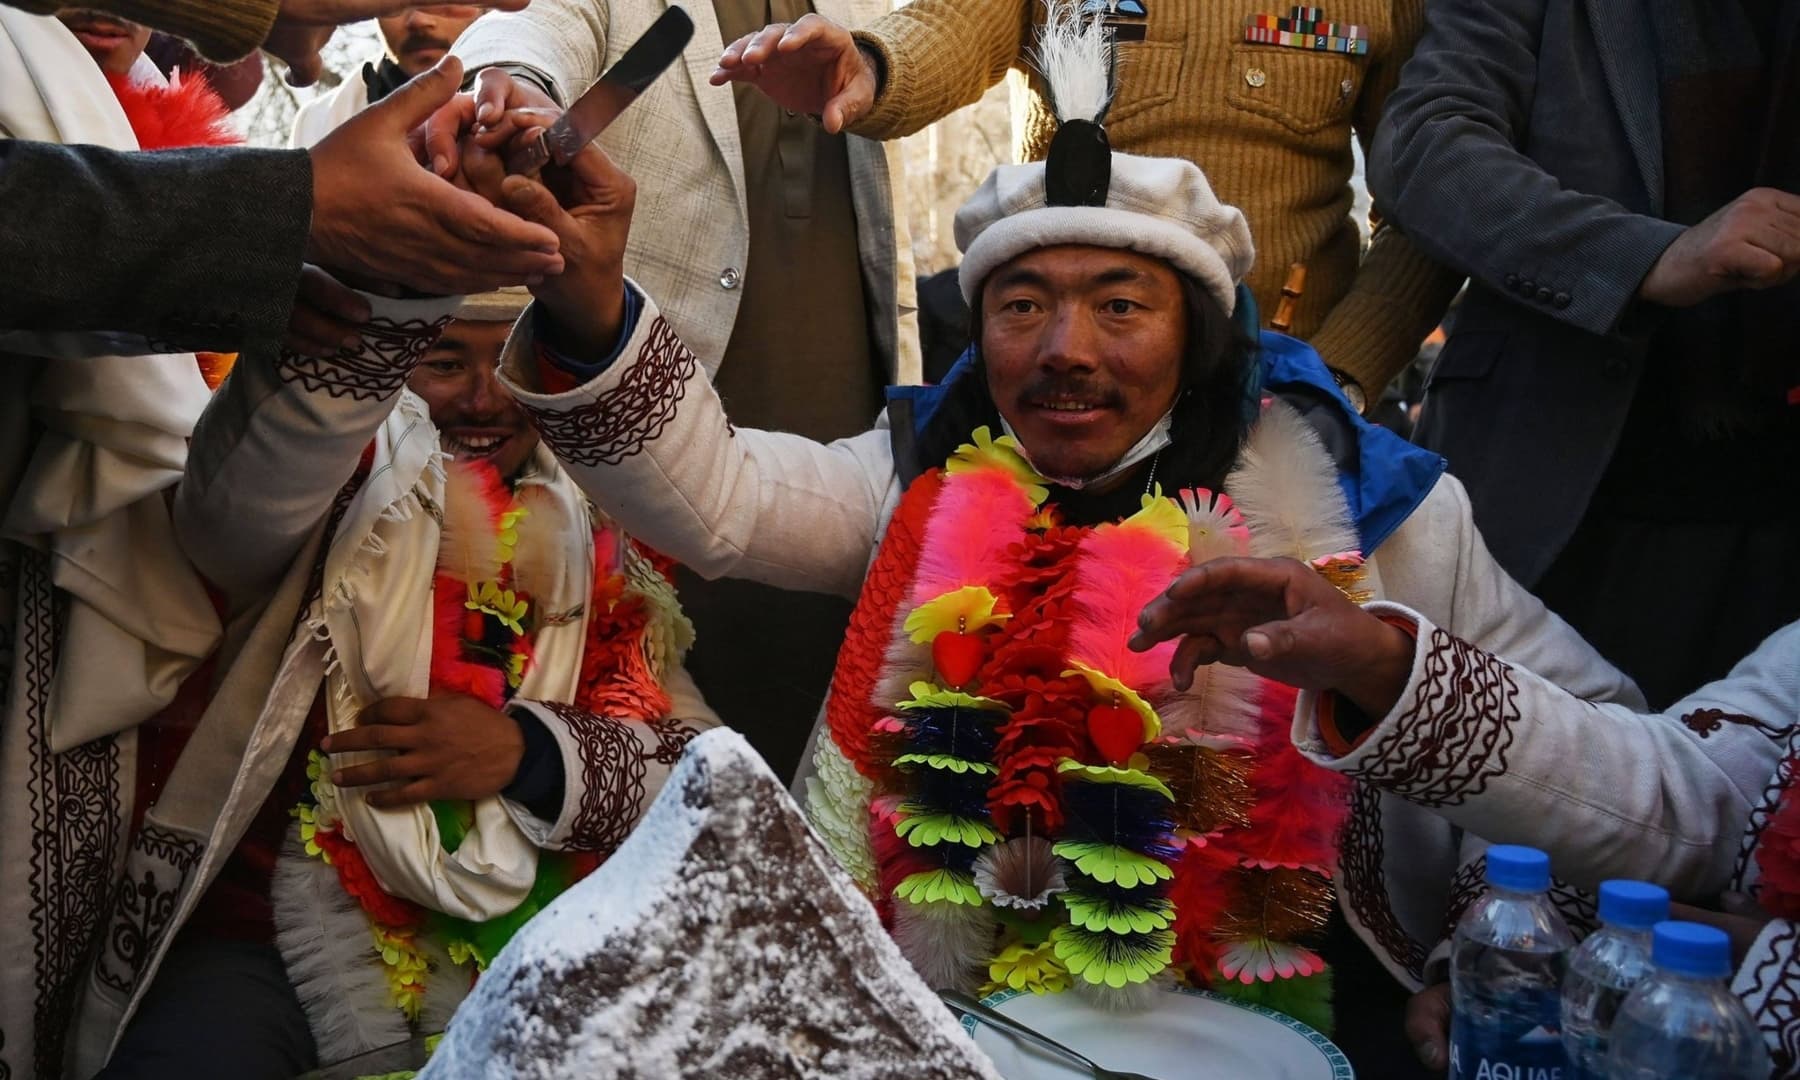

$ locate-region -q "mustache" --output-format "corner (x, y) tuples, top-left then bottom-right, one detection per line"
(399, 32), (454, 54)
(1015, 374), (1125, 409)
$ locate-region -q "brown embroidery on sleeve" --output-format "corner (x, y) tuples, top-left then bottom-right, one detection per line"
(520, 317), (699, 468)
(536, 701), (702, 855)
(277, 315), (450, 400)
(1344, 628), (1519, 807)
(1681, 708), (1786, 742)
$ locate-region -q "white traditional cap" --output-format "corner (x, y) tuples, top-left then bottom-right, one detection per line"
(954, 154), (1255, 315)
(453, 285), (533, 322)
(954, 0), (1254, 314)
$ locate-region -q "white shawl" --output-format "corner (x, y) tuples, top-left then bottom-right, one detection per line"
(317, 396), (598, 921)
(0, 11), (220, 750)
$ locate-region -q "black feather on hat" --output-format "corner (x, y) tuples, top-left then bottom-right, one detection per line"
(1032, 0), (1118, 207)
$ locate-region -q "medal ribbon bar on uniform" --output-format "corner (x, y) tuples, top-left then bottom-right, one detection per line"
(1243, 6), (1369, 54)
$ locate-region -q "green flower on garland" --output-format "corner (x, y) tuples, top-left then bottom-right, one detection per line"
(894, 868), (986, 906)
(1051, 841), (1176, 887)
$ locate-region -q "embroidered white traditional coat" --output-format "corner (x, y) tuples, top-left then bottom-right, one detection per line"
(495, 284), (1645, 996)
(0, 15), (223, 1078)
(1294, 609), (1800, 1073)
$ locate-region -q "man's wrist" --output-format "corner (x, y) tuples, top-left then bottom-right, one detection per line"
(537, 276), (626, 356)
(1327, 366), (1367, 414)
(1336, 617), (1416, 720)
(854, 38), (887, 97)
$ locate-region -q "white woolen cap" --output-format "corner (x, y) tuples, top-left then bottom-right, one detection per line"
(453, 285), (533, 322)
(955, 153), (1255, 315)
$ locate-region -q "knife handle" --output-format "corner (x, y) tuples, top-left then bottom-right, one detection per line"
(503, 129), (552, 177)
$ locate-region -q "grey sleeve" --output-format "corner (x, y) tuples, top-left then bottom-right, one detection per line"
(0, 141), (311, 353)
(1366, 0), (1682, 336)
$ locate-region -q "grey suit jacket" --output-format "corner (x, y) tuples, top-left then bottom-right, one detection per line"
(0, 141), (310, 354)
(1367, 0), (1686, 586)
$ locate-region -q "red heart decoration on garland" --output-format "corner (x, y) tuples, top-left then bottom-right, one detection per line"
(1087, 703), (1144, 765)
(931, 630), (985, 688)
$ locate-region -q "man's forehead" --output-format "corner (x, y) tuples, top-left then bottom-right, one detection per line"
(987, 244), (1179, 291)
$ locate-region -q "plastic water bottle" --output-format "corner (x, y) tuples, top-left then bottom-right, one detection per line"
(1450, 845), (1576, 1080)
(1606, 921), (1770, 1079)
(1561, 881), (1669, 1079)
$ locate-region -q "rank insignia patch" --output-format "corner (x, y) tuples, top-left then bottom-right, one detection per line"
(1082, 0), (1147, 40)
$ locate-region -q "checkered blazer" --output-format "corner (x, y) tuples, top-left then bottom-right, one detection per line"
(456, 0), (921, 384)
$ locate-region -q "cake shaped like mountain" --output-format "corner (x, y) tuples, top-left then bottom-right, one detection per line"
(422, 729), (1002, 1079)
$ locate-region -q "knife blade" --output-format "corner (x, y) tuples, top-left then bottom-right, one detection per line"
(503, 6), (695, 176)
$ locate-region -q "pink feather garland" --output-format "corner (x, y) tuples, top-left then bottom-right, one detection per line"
(908, 466), (1037, 606)
(1065, 520), (1188, 691)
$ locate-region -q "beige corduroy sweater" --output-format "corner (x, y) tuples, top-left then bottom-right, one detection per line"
(852, 0), (1461, 397)
(3, 0), (275, 60)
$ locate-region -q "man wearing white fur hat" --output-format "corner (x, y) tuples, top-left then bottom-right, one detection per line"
(479, 4), (1637, 1071)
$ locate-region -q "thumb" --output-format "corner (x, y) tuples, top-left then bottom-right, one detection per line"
(500, 174), (566, 231)
(822, 84), (868, 135)
(376, 55), (465, 132)
(1404, 984), (1452, 1072)
(1242, 618), (1301, 662)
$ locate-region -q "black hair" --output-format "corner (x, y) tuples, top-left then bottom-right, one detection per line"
(911, 269), (1257, 525)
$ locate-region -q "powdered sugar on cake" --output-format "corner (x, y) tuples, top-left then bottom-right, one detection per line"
(424, 730), (1002, 1079)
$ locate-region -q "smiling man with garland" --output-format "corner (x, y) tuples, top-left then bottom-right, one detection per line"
(481, 6), (1637, 1072)
(70, 278), (715, 1079)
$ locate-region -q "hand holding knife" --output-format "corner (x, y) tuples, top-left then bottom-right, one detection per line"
(500, 6), (695, 177)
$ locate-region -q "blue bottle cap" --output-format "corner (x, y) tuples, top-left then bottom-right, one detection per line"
(1484, 845), (1551, 893)
(1652, 921), (1732, 979)
(1598, 880), (1670, 930)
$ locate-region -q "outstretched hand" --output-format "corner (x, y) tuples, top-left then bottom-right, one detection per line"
(322, 694), (525, 808)
(306, 56), (564, 296)
(1128, 556), (1415, 717)
(497, 144), (637, 355)
(711, 14), (877, 134)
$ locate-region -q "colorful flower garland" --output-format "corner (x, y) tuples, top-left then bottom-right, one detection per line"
(292, 460), (684, 1024)
(846, 428), (1354, 1029)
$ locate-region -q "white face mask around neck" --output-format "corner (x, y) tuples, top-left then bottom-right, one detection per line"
(999, 408), (1174, 491)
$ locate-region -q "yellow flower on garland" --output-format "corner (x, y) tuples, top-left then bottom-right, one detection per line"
(904, 586), (1010, 644)
(467, 580), (529, 634)
(1064, 666), (1162, 744)
(447, 939), (487, 971)
(495, 507), (527, 564)
(898, 681), (1010, 714)
(1121, 486), (1191, 551)
(986, 941), (1070, 995)
(947, 426), (1049, 505)
(370, 925), (430, 1021)
(297, 805), (328, 862)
